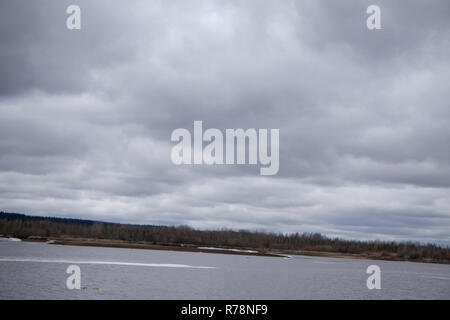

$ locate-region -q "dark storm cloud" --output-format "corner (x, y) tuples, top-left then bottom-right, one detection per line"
(0, 0), (449, 244)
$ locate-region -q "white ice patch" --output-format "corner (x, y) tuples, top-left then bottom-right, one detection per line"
(0, 237), (22, 242)
(0, 257), (217, 269)
(198, 247), (259, 253)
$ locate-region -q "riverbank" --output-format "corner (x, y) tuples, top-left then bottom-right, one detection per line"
(3, 212), (448, 264)
(7, 235), (449, 264)
(20, 236), (282, 257)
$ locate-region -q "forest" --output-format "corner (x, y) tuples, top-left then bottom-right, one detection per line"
(1, 211), (449, 263)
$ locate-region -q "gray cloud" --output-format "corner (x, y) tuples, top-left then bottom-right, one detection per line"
(1, 0), (449, 245)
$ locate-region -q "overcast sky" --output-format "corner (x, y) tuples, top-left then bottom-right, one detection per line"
(1, 0), (449, 245)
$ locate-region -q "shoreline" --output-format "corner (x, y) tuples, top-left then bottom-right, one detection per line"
(6, 236), (449, 264)
(23, 237), (283, 258)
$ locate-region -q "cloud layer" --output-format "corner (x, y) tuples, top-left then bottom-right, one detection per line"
(1, 0), (449, 244)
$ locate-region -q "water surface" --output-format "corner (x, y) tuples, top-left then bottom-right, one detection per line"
(0, 241), (449, 299)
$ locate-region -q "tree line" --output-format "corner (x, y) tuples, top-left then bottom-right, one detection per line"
(1, 211), (448, 262)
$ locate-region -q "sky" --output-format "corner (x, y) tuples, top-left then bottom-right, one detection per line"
(1, 0), (449, 245)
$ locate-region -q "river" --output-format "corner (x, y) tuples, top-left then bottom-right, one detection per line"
(0, 240), (449, 299)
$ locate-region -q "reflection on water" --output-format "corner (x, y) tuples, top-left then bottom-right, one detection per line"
(0, 241), (449, 299)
